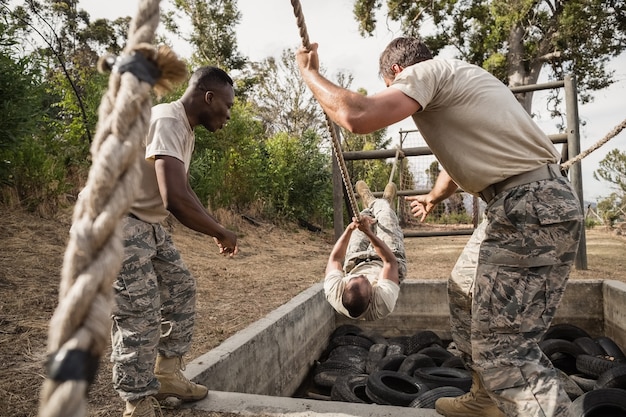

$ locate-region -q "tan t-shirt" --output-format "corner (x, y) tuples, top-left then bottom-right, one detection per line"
(390, 59), (559, 194)
(130, 100), (194, 223)
(324, 261), (400, 321)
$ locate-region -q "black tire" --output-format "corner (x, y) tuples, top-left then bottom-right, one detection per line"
(574, 337), (606, 357)
(570, 374), (598, 393)
(413, 366), (472, 391)
(313, 360), (364, 388)
(330, 374), (373, 403)
(594, 365), (626, 390)
(544, 323), (591, 342)
(441, 355), (466, 370)
(569, 388), (626, 417)
(359, 330), (388, 346)
(366, 343), (388, 374)
(540, 338), (584, 357)
(327, 347), (368, 371)
(366, 370), (428, 406)
(327, 334), (375, 351)
(331, 324), (363, 339)
(328, 344), (369, 360)
(417, 345), (454, 366)
(408, 386), (465, 409)
(595, 336), (626, 361)
(576, 354), (623, 379)
(377, 354), (407, 372)
(540, 338), (584, 374)
(387, 336), (411, 353)
(406, 330), (444, 355)
(398, 353), (437, 376)
(386, 343), (406, 356)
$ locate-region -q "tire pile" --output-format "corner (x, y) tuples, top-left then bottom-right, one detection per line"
(305, 323), (626, 416)
(540, 323), (626, 416)
(306, 324), (470, 408)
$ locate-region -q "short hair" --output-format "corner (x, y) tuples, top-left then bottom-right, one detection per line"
(379, 37), (433, 80)
(189, 66), (233, 91)
(342, 276), (371, 318)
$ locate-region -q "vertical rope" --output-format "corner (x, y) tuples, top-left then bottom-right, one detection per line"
(37, 1), (178, 416)
(290, 0), (360, 219)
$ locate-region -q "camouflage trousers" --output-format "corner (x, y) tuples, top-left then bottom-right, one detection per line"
(344, 199), (407, 282)
(448, 177), (583, 417)
(111, 216), (197, 401)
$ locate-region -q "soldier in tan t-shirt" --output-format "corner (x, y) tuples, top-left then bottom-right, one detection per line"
(296, 37), (582, 417)
(111, 66), (239, 417)
(324, 181), (406, 321)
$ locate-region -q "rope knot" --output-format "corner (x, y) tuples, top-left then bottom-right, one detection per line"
(98, 44), (188, 98)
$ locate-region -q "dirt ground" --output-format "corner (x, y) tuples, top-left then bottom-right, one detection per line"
(1, 208), (625, 417)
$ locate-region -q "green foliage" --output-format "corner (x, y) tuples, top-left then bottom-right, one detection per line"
(428, 211), (473, 225)
(262, 130), (333, 224)
(353, 0), (626, 105)
(0, 50), (43, 183)
(190, 100), (266, 210)
(596, 193), (625, 227)
(4, 134), (71, 210)
(585, 217), (600, 229)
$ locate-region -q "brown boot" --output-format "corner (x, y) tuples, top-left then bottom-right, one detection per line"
(123, 396), (162, 417)
(154, 356), (208, 402)
(383, 182), (397, 205)
(355, 180), (375, 209)
(435, 372), (505, 417)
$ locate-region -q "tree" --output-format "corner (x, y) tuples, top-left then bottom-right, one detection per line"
(353, 0), (626, 112)
(1, 1), (130, 210)
(166, 0), (246, 71)
(594, 148), (626, 196)
(245, 48), (325, 138)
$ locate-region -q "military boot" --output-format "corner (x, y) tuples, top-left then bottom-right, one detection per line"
(383, 182), (397, 205)
(355, 180), (375, 209)
(123, 396), (162, 417)
(154, 355), (208, 402)
(435, 372), (505, 417)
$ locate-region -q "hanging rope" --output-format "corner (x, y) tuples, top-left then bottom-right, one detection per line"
(290, 0), (360, 219)
(388, 149), (405, 184)
(561, 117), (626, 171)
(38, 0), (187, 416)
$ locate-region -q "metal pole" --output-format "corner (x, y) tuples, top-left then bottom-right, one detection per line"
(564, 74), (588, 269)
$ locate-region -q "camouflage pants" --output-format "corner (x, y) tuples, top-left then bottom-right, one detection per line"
(344, 199), (407, 281)
(111, 216), (197, 401)
(449, 177), (582, 417)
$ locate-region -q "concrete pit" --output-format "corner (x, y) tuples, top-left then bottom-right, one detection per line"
(183, 279), (626, 416)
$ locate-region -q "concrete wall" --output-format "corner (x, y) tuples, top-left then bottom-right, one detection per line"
(185, 283), (335, 396)
(336, 279), (451, 339)
(552, 279), (605, 337)
(604, 280), (626, 349)
(185, 279), (626, 398)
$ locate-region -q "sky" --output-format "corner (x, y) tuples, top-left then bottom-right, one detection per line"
(80, 0), (626, 202)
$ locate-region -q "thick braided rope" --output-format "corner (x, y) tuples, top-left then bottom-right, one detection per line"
(561, 117), (626, 171)
(290, 0), (360, 219)
(37, 1), (161, 416)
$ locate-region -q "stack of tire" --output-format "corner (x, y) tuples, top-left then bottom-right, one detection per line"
(539, 323), (626, 416)
(307, 323), (626, 415)
(307, 324), (471, 408)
